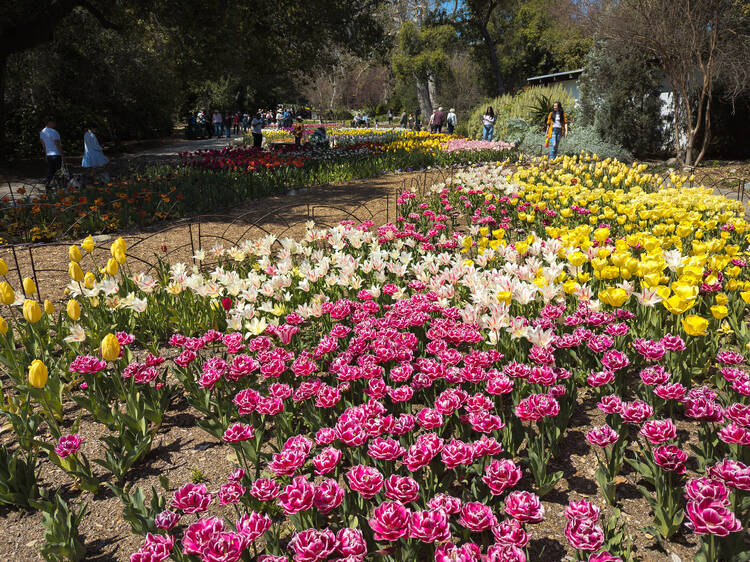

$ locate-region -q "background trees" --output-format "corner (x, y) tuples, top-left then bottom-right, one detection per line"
(2, 0), (748, 164)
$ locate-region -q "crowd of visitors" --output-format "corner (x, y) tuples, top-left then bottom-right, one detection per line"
(188, 106), (307, 139)
(37, 100), (568, 189)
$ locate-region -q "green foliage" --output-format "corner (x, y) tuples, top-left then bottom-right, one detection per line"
(516, 123), (633, 161)
(467, 84), (576, 141)
(0, 445), (42, 509)
(39, 493), (87, 562)
(109, 476), (169, 536)
(578, 39), (666, 157)
(465, 0), (592, 94)
(94, 392), (157, 484)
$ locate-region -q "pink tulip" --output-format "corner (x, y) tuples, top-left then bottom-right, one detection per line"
(504, 491), (545, 523)
(313, 478), (344, 514)
(368, 501), (410, 541)
(408, 509), (451, 543)
(278, 476), (315, 515)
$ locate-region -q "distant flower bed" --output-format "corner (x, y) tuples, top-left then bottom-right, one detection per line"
(441, 139), (515, 152)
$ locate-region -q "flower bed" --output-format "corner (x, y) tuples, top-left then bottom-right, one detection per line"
(1, 155), (748, 561)
(1, 132), (515, 244)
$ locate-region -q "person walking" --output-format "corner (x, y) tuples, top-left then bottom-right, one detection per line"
(446, 108), (457, 135)
(81, 124), (109, 183)
(434, 107), (445, 134)
(223, 113), (232, 138)
(251, 110), (264, 148)
(400, 110), (408, 128)
(212, 110), (223, 137)
(233, 112), (240, 135)
(388, 108), (393, 125)
(428, 109), (436, 133)
(292, 117), (304, 147)
(545, 101), (568, 159)
(408, 114), (414, 130)
(414, 109), (421, 132)
(40, 118), (63, 189)
(481, 107), (495, 141)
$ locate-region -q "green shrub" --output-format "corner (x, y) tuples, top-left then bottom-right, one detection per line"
(578, 39), (666, 157)
(516, 124), (633, 162)
(467, 85), (577, 142)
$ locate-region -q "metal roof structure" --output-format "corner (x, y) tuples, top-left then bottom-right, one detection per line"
(527, 69), (584, 83)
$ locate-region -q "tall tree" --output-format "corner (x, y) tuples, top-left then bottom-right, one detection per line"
(0, 1), (121, 158)
(463, 0), (506, 95)
(392, 19), (455, 117)
(586, 0), (750, 166)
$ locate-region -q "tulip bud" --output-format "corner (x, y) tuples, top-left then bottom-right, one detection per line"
(69, 245), (82, 263)
(28, 359), (48, 388)
(105, 258), (118, 277)
(0, 317), (7, 335)
(0, 281), (14, 305)
(68, 262), (84, 282)
(101, 333), (121, 361)
(44, 300), (55, 315)
(22, 277), (37, 296)
(81, 235), (95, 253)
(22, 299), (42, 323)
(84, 272), (95, 289)
(29, 359), (49, 388)
(0, 258), (8, 276)
(67, 300), (81, 321)
(110, 237), (127, 258)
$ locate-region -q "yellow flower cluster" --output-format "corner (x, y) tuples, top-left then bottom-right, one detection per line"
(471, 155), (750, 330)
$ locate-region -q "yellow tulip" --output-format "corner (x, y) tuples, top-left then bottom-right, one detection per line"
(497, 291), (512, 305)
(68, 262), (84, 282)
(594, 227), (610, 242)
(68, 245), (82, 263)
(105, 258), (118, 277)
(599, 287), (629, 307)
(682, 314), (709, 337)
(715, 293), (729, 306)
(22, 299), (42, 323)
(740, 291), (750, 305)
(710, 305), (728, 319)
(22, 277), (37, 296)
(662, 295), (694, 315)
(28, 359), (48, 388)
(101, 333), (121, 361)
(0, 258), (7, 276)
(44, 300), (54, 315)
(0, 316), (7, 335)
(84, 272), (96, 289)
(113, 248), (126, 265)
(81, 235), (95, 253)
(0, 281), (15, 305)
(67, 299), (81, 321)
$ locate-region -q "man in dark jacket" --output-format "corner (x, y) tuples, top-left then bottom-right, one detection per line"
(433, 107), (446, 134)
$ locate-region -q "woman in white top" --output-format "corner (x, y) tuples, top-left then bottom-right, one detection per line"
(481, 107), (495, 141)
(81, 125), (109, 182)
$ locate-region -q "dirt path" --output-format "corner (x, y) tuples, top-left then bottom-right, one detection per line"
(0, 168), (453, 303)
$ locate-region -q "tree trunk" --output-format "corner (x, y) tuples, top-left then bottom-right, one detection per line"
(415, 76), (432, 121)
(479, 22), (504, 96)
(427, 72), (438, 111)
(694, 94), (712, 166)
